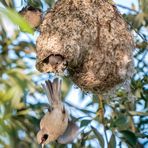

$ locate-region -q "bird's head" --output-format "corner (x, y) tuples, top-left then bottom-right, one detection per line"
(37, 129), (49, 146)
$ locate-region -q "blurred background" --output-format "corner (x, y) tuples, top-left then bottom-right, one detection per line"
(0, 0), (147, 148)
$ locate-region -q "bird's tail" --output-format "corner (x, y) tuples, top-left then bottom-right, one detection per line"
(42, 78), (62, 106)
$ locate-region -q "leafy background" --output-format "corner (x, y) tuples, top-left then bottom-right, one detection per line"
(0, 0), (147, 148)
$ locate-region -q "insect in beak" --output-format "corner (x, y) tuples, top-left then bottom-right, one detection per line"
(40, 139), (45, 148)
(40, 139), (45, 144)
(40, 134), (48, 147)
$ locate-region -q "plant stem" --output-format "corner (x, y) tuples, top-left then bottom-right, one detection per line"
(127, 102), (136, 132)
(128, 111), (148, 116)
(98, 95), (109, 144)
(98, 95), (104, 123)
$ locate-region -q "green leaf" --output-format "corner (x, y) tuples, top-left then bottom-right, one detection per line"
(120, 130), (137, 146)
(17, 109), (29, 115)
(0, 0), (14, 7)
(45, 0), (55, 7)
(28, 0), (43, 9)
(1, 88), (16, 102)
(0, 8), (33, 34)
(108, 134), (116, 148)
(135, 13), (145, 27)
(91, 126), (104, 148)
(80, 120), (91, 127)
(112, 115), (128, 129)
(140, 0), (148, 13)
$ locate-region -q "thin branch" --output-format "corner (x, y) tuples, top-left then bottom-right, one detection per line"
(129, 116), (136, 132)
(115, 4), (148, 42)
(108, 103), (148, 117)
(127, 104), (136, 133)
(65, 101), (95, 115)
(128, 111), (148, 116)
(136, 133), (148, 139)
(122, 17), (148, 42)
(116, 4), (139, 13)
(98, 95), (109, 144)
(98, 95), (104, 123)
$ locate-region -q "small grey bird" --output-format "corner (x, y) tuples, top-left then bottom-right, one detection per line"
(37, 78), (79, 147)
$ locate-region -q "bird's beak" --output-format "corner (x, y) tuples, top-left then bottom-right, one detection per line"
(40, 140), (45, 148)
(40, 138), (45, 145)
(41, 143), (45, 148)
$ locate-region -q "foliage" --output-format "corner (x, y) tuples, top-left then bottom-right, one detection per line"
(0, 0), (148, 148)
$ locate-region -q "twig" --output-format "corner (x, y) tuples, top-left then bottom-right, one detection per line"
(116, 4), (139, 13)
(98, 95), (104, 123)
(115, 4), (147, 42)
(108, 103), (148, 116)
(98, 95), (109, 144)
(128, 111), (148, 116)
(136, 133), (148, 139)
(129, 116), (136, 132)
(127, 21), (148, 42)
(127, 104), (136, 133)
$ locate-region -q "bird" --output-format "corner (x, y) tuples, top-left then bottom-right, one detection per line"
(37, 78), (79, 147)
(57, 120), (79, 144)
(19, 6), (42, 28)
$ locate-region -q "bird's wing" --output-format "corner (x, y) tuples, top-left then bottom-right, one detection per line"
(52, 78), (62, 102)
(57, 121), (79, 144)
(42, 78), (62, 106)
(41, 82), (53, 106)
(42, 79), (54, 105)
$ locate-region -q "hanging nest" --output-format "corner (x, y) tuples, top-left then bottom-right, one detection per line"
(36, 0), (134, 94)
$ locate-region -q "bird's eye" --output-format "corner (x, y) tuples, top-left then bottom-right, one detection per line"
(41, 134), (48, 144)
(62, 106), (66, 114)
(43, 134), (48, 140)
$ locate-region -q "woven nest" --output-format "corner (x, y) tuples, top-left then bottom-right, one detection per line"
(36, 0), (134, 94)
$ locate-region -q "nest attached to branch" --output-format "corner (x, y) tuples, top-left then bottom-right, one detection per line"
(36, 0), (134, 94)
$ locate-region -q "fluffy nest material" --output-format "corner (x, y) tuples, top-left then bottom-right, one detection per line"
(36, 0), (134, 94)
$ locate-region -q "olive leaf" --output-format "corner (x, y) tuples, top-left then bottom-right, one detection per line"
(108, 134), (116, 148)
(0, 8), (33, 34)
(120, 130), (137, 147)
(91, 126), (105, 148)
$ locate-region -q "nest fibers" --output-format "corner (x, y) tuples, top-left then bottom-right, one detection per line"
(36, 0), (134, 94)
